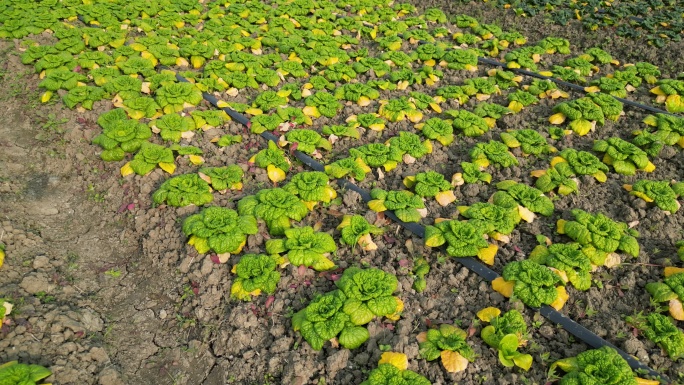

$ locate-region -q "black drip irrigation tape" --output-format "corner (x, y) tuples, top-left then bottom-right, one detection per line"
(176, 74), (669, 382)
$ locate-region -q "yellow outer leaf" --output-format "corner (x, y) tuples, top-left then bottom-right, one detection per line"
(0, 249), (4, 269)
(302, 106), (321, 118)
(550, 156), (567, 167)
(642, 115), (658, 127)
(385, 297), (404, 321)
(678, 136), (684, 148)
(423, 59), (436, 67)
(369, 123), (385, 131)
(593, 170), (607, 183)
(477, 307), (501, 322)
(368, 199), (388, 212)
(159, 162), (176, 174)
(518, 206), (536, 223)
(632, 191), (654, 202)
(441, 350), (469, 373)
(41, 91), (53, 103)
(267, 164), (286, 183)
(424, 140), (433, 154)
(303, 201), (317, 211)
(484, 117), (496, 128)
(429, 102), (442, 113)
(358, 96), (371, 107)
(356, 158), (371, 173)
(337, 215), (352, 230)
(492, 277), (514, 298)
(650, 86), (665, 96)
(476, 244), (498, 265)
(550, 286), (569, 311)
(508, 100), (524, 113)
(378, 352), (408, 371)
(324, 186), (337, 201)
(245, 108), (263, 116)
(188, 155), (204, 165)
(549, 113), (566, 125)
(670, 299), (684, 321)
(636, 378), (661, 385)
(358, 233), (378, 251)
(557, 219), (567, 234)
(664, 267), (684, 277)
(403, 175), (416, 188)
(435, 190), (456, 206)
(384, 161), (398, 172)
(120, 162), (134, 177)
(623, 184), (633, 192)
(406, 110), (423, 123)
(584, 86), (600, 93)
(530, 169), (547, 177)
(641, 161), (656, 172)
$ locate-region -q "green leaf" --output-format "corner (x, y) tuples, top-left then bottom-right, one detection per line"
(338, 325), (370, 349)
(343, 298), (375, 325)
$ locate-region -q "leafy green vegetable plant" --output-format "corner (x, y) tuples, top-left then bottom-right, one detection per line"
(238, 188), (309, 236)
(281, 129), (331, 155)
(151, 113), (196, 142)
(250, 141), (291, 183)
(492, 180), (554, 222)
(593, 137), (655, 175)
(325, 157), (371, 182)
(497, 260), (566, 309)
(337, 215), (384, 251)
(551, 346), (640, 385)
(626, 313), (684, 360)
(123, 142), (176, 176)
(424, 219), (497, 265)
(230, 254), (281, 300)
(417, 324), (475, 373)
(623, 180), (684, 214)
(412, 258), (430, 293)
(182, 206), (257, 256)
(415, 118), (454, 146)
(336, 267), (402, 324)
(198, 166), (243, 192)
(646, 271), (684, 321)
(458, 202), (521, 240)
(532, 162), (579, 196)
(92, 109), (152, 161)
(452, 162), (492, 186)
(403, 171), (456, 206)
(377, 98), (422, 123)
(387, 132), (432, 163)
(500, 129), (555, 157)
(557, 209), (640, 257)
(641, 114), (684, 148)
(477, 308), (532, 371)
(549, 97), (605, 136)
(303, 91), (343, 118)
(359, 353), (431, 385)
(283, 171), (337, 209)
(156, 82), (203, 114)
(0, 361), (52, 385)
(292, 290), (369, 350)
(349, 143), (402, 172)
(528, 243), (595, 291)
(265, 227), (336, 271)
(446, 110), (490, 137)
(651, 79), (684, 113)
(152, 174), (214, 207)
(346, 113), (386, 132)
(368, 188), (426, 223)
(470, 140), (519, 168)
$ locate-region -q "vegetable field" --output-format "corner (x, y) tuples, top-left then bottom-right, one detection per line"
(1, 0), (684, 384)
